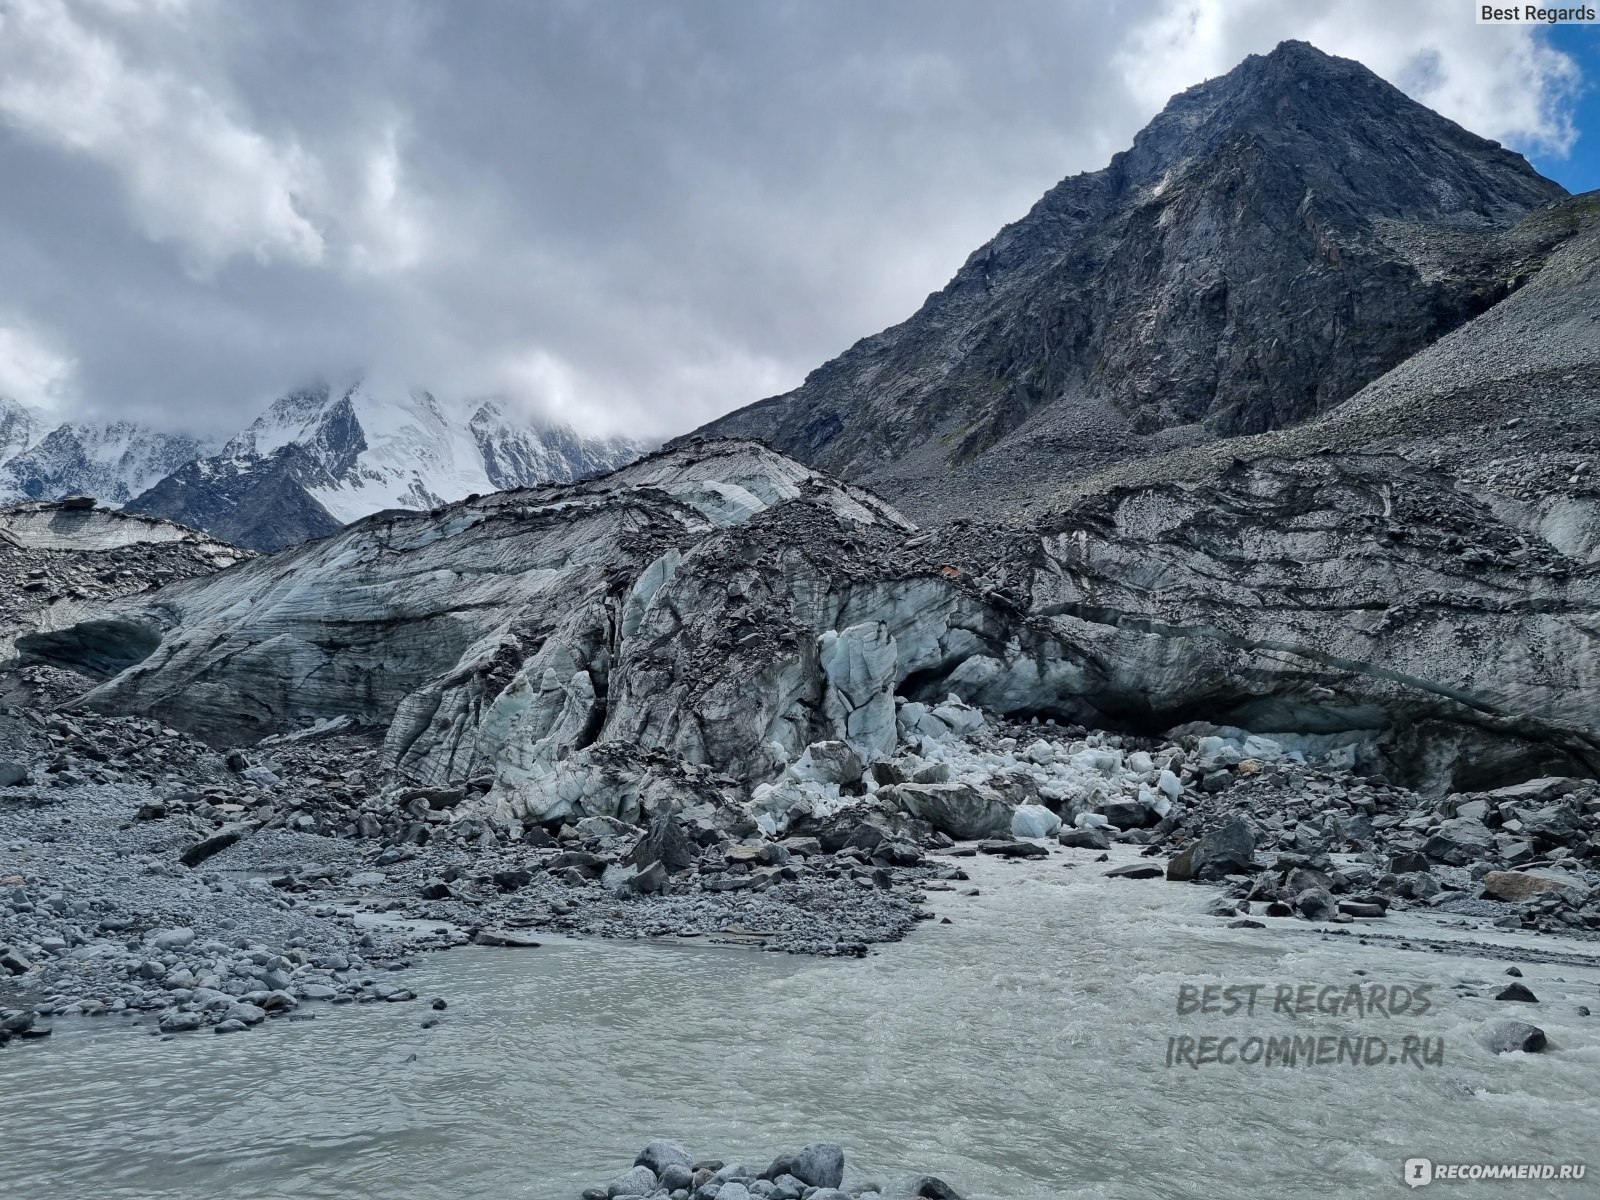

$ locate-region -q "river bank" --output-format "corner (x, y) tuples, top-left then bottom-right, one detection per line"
(4, 849), (1598, 1199)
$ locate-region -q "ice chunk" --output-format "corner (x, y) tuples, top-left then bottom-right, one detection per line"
(1011, 804), (1062, 839)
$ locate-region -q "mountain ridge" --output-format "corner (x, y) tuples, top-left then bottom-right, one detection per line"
(2, 381), (647, 552)
(684, 39), (1568, 520)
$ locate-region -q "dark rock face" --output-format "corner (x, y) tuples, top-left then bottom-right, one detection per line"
(123, 444), (345, 554)
(685, 40), (1564, 521)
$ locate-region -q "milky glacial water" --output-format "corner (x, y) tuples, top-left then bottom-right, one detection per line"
(4, 849), (1598, 1200)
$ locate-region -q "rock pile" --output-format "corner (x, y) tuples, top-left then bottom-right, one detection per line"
(1149, 729), (1600, 931)
(579, 1139), (962, 1200)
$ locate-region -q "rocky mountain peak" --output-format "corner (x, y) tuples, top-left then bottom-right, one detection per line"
(687, 41), (1567, 521)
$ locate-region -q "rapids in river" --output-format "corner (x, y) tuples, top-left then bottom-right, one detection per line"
(5, 849), (1598, 1199)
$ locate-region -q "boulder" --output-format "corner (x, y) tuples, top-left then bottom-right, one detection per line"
(575, 815), (631, 840)
(1478, 777), (1580, 807)
(1337, 901), (1385, 918)
(791, 1142), (845, 1190)
(1420, 817), (1493, 866)
(978, 838), (1049, 858)
(1477, 1019), (1546, 1053)
(635, 1140), (693, 1176)
(1520, 804), (1586, 846)
(179, 822), (251, 867)
(1058, 827), (1110, 850)
(1096, 799), (1149, 830)
(659, 1163), (693, 1190)
(888, 782), (1013, 840)
(1166, 820), (1256, 882)
(0, 946), (35, 975)
(886, 1177), (966, 1200)
(472, 929), (542, 947)
(224, 1002), (267, 1026)
(791, 740), (865, 786)
(1480, 870), (1586, 903)
(0, 762), (28, 788)
(1387, 851), (1428, 875)
(631, 860), (668, 894)
(605, 1165), (656, 1197)
(1105, 862), (1164, 879)
(1295, 888), (1336, 921)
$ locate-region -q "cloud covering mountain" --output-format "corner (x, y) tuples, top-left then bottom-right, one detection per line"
(0, 0), (1588, 441)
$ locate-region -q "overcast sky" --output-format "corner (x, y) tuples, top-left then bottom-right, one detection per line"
(0, 0), (1591, 439)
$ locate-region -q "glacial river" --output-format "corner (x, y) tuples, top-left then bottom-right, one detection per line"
(4, 849), (1598, 1200)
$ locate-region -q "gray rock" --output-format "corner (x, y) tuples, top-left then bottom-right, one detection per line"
(0, 946), (34, 975)
(792, 740), (865, 786)
(225, 1002), (267, 1025)
(887, 782), (1012, 840)
(629, 813), (698, 873)
(1477, 1019), (1546, 1053)
(1481, 870), (1585, 903)
(631, 860), (668, 894)
(1166, 820), (1255, 882)
(791, 1142), (845, 1190)
(1495, 983), (1538, 1003)
(157, 1011), (203, 1033)
(1295, 888), (1336, 921)
(1105, 862), (1164, 879)
(179, 823), (251, 868)
(1337, 901), (1385, 918)
(658, 1163), (693, 1191)
(1387, 851), (1428, 875)
(1058, 827), (1111, 850)
(1421, 818), (1494, 866)
(0, 762), (29, 787)
(635, 1139), (693, 1176)
(885, 1177), (965, 1200)
(1097, 799), (1149, 829)
(605, 1165), (656, 1197)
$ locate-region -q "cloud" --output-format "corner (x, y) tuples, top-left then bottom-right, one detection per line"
(0, 0), (1586, 441)
(0, 0), (326, 272)
(0, 320), (76, 414)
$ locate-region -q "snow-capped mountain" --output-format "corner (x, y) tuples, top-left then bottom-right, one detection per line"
(0, 406), (211, 506)
(0, 396), (40, 464)
(123, 380), (647, 551)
